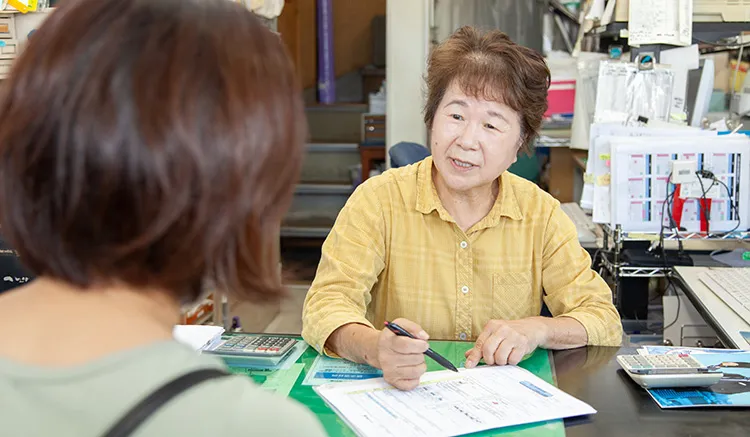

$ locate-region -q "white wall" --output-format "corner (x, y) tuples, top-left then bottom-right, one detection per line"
(385, 0), (431, 167)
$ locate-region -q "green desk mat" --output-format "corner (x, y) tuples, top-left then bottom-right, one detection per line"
(229, 340), (563, 437)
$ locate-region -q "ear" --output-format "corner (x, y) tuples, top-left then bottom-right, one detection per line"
(514, 138), (524, 161)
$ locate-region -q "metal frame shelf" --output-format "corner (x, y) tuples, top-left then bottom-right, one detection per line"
(585, 21), (748, 63)
(589, 22), (750, 39)
(600, 254), (669, 279)
(605, 227), (750, 242)
(598, 224), (750, 309)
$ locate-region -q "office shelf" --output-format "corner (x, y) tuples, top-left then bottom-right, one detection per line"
(585, 21), (748, 63)
(306, 142), (359, 153)
(294, 183), (353, 195)
(601, 224), (750, 242)
(280, 226), (331, 238)
(599, 253), (669, 279)
(597, 224), (749, 311)
(589, 21), (750, 39)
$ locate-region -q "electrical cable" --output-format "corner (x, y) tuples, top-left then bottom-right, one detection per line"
(695, 174), (718, 234)
(715, 178), (741, 234)
(660, 173), (681, 332)
(662, 289), (681, 332)
(661, 169), (741, 333)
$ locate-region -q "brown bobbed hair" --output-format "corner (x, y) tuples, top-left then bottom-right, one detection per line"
(0, 0), (306, 303)
(423, 26), (551, 154)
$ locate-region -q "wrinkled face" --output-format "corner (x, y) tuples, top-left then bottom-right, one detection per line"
(430, 81), (523, 194)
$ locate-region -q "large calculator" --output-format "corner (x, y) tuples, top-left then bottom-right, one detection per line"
(203, 335), (297, 357)
(617, 354), (707, 375)
(616, 354), (723, 389)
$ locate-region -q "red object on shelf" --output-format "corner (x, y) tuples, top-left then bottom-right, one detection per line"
(545, 79), (576, 117)
(671, 184), (712, 233)
(182, 293), (214, 325)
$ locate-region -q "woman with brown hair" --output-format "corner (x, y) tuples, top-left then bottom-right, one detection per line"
(303, 26), (623, 391)
(0, 0), (325, 435)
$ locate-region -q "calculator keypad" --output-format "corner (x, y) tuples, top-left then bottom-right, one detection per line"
(619, 354), (705, 374)
(214, 336), (296, 356)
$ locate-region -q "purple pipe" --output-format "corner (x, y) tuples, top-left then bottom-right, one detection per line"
(316, 0), (336, 104)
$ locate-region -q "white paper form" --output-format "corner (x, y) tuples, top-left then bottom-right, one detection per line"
(592, 136), (613, 224)
(582, 120), (647, 210)
(609, 135), (750, 232)
(314, 365), (596, 437)
(581, 155), (595, 210)
(588, 125), (713, 224)
(628, 0), (692, 47)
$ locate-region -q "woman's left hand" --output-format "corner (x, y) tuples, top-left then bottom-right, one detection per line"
(464, 319), (548, 368)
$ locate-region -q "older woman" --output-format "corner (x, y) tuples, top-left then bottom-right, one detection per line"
(0, 0), (325, 435)
(302, 27), (622, 390)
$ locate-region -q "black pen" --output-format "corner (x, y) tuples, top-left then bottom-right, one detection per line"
(384, 321), (458, 372)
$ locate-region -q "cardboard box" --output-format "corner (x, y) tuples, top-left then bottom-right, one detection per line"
(703, 52), (731, 93)
(615, 0), (629, 22)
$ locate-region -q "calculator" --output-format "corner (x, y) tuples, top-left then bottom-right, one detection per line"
(203, 335), (297, 357)
(617, 354), (707, 374)
(617, 354), (723, 389)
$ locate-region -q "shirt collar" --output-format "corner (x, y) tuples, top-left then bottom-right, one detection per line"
(415, 157), (523, 225)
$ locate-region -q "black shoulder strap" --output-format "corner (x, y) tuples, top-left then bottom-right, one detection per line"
(102, 368), (231, 437)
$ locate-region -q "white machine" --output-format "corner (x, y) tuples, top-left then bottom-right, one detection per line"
(699, 268), (750, 325)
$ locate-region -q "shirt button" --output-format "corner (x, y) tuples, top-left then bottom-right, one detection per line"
(459, 332), (468, 341)
(461, 285), (469, 294)
(460, 241), (468, 249)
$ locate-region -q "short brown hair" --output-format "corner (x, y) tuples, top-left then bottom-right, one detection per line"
(0, 0), (306, 303)
(424, 26), (550, 153)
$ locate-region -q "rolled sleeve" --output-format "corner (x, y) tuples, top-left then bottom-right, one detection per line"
(301, 181), (386, 355)
(541, 204), (623, 347)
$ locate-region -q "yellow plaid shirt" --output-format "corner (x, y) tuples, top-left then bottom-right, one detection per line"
(301, 157), (622, 354)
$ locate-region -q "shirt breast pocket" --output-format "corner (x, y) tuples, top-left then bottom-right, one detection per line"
(491, 271), (540, 320)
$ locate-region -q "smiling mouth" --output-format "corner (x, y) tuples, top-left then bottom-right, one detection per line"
(451, 158), (475, 168)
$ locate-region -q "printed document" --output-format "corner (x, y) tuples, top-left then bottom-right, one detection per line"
(302, 355), (382, 386)
(628, 0), (692, 47)
(314, 365), (596, 437)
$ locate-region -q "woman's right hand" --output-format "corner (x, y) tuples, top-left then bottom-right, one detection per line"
(376, 318), (429, 390)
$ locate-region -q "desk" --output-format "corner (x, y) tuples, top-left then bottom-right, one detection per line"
(672, 266), (750, 349)
(555, 347), (750, 437)
(230, 340), (750, 436)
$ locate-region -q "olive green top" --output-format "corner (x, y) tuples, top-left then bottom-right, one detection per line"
(0, 340), (326, 437)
